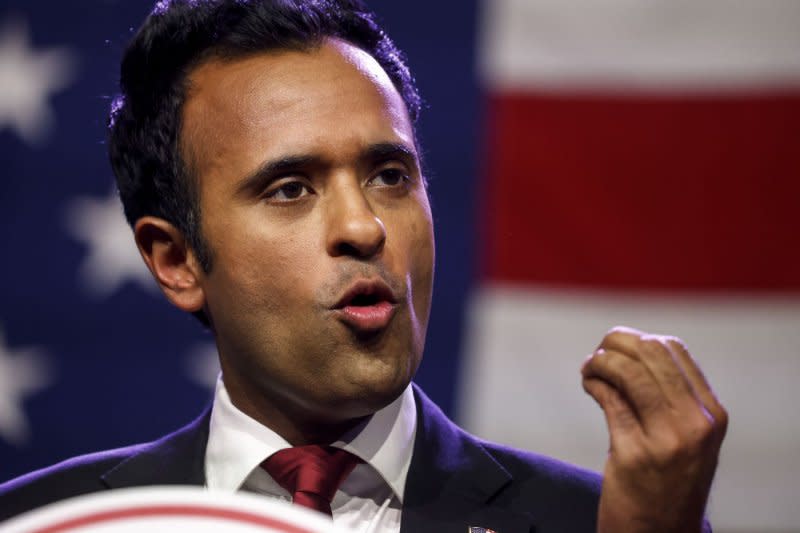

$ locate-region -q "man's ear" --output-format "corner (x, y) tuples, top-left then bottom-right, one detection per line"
(134, 216), (206, 313)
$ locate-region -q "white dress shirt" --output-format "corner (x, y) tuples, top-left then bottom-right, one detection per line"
(205, 376), (417, 533)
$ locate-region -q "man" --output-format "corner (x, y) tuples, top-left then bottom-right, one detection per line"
(0, 1), (727, 531)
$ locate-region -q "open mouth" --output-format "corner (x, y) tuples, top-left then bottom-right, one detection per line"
(332, 279), (398, 332)
(333, 279), (397, 309)
(348, 292), (384, 307)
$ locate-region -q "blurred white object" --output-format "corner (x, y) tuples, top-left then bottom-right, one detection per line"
(0, 486), (354, 533)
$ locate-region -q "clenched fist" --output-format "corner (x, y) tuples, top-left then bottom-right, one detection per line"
(582, 326), (727, 533)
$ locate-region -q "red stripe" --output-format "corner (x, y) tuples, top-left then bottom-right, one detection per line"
(480, 90), (800, 290)
(28, 504), (318, 533)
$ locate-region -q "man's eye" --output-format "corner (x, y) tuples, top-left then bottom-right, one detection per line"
(265, 181), (311, 201)
(370, 168), (409, 187)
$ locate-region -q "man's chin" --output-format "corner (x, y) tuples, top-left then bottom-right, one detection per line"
(311, 372), (413, 422)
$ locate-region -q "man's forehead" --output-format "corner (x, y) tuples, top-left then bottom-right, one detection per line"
(184, 38), (406, 118)
(180, 38), (415, 181)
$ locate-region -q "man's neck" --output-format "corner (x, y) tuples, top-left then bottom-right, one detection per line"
(221, 373), (371, 446)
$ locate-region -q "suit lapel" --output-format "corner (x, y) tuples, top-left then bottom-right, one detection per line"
(97, 389), (535, 532)
(101, 405), (211, 488)
(401, 386), (534, 533)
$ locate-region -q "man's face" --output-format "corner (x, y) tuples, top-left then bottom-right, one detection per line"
(181, 39), (435, 425)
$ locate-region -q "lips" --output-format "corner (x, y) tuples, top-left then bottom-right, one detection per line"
(331, 279), (398, 332)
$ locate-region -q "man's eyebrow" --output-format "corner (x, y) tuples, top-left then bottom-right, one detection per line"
(362, 142), (418, 164)
(236, 154), (320, 197)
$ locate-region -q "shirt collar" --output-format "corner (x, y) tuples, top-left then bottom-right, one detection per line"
(205, 375), (417, 503)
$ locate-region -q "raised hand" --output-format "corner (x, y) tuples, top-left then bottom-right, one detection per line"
(582, 326), (727, 533)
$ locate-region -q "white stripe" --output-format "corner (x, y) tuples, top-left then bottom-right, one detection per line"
(480, 0), (800, 91)
(458, 284), (800, 530)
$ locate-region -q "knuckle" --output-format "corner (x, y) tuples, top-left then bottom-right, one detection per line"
(618, 445), (649, 470)
(590, 351), (622, 382)
(650, 435), (686, 467)
(607, 325), (634, 335)
(656, 427), (709, 465)
(582, 350), (616, 381)
(647, 412), (721, 468)
(603, 325), (642, 344)
(714, 404), (730, 433)
(664, 335), (689, 353)
(585, 349), (606, 369)
(638, 335), (671, 359)
(675, 411), (719, 454)
(602, 327), (629, 347)
(689, 413), (716, 442)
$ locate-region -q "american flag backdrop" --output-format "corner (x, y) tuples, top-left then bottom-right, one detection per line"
(459, 2), (800, 531)
(1, 1), (799, 532)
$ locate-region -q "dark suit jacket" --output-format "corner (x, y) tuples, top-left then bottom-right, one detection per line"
(0, 385), (602, 532)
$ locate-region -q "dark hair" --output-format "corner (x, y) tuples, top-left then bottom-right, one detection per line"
(109, 0), (421, 274)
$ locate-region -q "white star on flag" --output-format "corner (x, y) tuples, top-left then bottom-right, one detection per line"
(65, 188), (158, 297)
(0, 17), (76, 144)
(0, 326), (52, 446)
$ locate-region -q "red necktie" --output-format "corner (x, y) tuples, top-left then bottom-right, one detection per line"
(261, 445), (362, 517)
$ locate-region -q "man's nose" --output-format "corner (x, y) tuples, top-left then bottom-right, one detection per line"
(325, 181), (386, 259)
